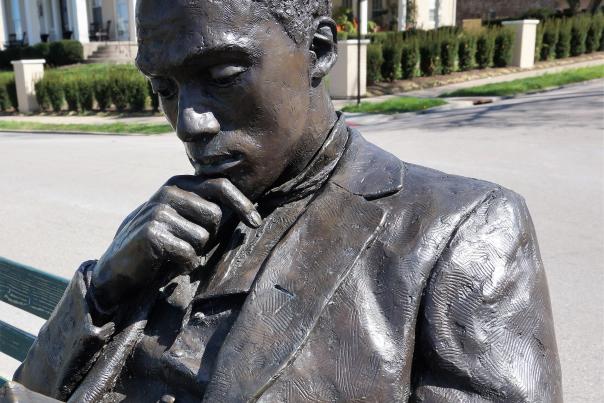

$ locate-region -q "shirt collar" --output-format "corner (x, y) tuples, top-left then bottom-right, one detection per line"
(260, 113), (349, 208)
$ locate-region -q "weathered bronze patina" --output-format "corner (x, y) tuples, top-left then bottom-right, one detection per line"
(2, 0), (562, 402)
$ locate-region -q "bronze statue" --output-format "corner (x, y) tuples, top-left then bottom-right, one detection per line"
(2, 0), (562, 402)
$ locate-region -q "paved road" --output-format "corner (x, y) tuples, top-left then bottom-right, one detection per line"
(1, 80), (602, 400)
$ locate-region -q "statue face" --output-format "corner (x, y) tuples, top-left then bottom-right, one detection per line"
(136, 0), (314, 199)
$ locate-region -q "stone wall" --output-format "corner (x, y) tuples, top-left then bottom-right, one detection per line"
(456, 0), (558, 24)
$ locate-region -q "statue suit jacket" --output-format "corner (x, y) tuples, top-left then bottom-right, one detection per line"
(14, 130), (562, 402)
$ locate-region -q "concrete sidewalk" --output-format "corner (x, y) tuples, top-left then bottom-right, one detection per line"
(0, 57), (601, 128)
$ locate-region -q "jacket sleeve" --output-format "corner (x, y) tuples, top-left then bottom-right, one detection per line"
(411, 189), (562, 403)
(13, 261), (115, 401)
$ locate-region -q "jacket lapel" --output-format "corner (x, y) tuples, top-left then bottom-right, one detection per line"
(203, 130), (404, 402)
(203, 183), (386, 402)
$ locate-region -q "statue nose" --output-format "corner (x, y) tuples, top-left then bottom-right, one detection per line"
(176, 106), (221, 142)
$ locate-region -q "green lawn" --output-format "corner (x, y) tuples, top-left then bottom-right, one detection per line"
(45, 63), (138, 79)
(341, 97), (446, 114)
(0, 63), (138, 81)
(0, 121), (173, 135)
(442, 65), (604, 97)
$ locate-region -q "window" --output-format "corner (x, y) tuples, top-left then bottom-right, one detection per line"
(10, 0), (22, 39)
(372, 0), (383, 11)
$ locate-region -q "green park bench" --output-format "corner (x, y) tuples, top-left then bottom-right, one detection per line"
(0, 256), (69, 387)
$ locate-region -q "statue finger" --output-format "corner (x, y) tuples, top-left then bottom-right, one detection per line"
(169, 176), (262, 228)
(151, 222), (202, 274)
(151, 204), (211, 254)
(152, 185), (223, 235)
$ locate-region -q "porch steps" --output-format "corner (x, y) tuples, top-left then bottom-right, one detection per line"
(85, 43), (138, 64)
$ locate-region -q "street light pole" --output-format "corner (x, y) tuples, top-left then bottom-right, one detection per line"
(357, 0), (361, 105)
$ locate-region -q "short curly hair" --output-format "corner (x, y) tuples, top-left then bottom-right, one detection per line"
(255, 0), (332, 44)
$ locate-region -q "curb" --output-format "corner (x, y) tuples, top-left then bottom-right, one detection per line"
(0, 129), (174, 136)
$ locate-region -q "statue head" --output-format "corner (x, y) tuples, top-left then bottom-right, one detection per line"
(135, 0), (338, 200)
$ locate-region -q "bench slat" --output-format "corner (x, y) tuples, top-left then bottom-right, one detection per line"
(0, 320), (36, 363)
(0, 257), (69, 320)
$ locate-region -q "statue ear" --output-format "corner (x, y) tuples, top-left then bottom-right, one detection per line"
(310, 17), (338, 82)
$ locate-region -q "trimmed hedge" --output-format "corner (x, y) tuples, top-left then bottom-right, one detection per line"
(34, 80), (50, 111)
(586, 14), (604, 53)
(476, 32), (495, 69)
(400, 40), (419, 79)
(536, 13), (604, 61)
(458, 35), (477, 71)
(367, 43), (384, 84)
(440, 36), (458, 75)
(79, 79), (95, 111)
(365, 26), (510, 83)
(363, 12), (604, 86)
(541, 19), (559, 61)
(0, 72), (16, 111)
(0, 40), (83, 69)
(556, 19), (572, 59)
(47, 41), (84, 66)
(493, 28), (514, 68)
(419, 40), (440, 76)
(570, 15), (590, 56)
(46, 77), (64, 112)
(381, 38), (403, 81)
(31, 65), (153, 113)
(63, 79), (80, 111)
(95, 77), (112, 111)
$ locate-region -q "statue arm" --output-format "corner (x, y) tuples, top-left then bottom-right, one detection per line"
(411, 189), (562, 402)
(13, 261), (115, 401)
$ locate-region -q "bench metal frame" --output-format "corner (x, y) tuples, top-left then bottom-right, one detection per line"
(0, 257), (69, 386)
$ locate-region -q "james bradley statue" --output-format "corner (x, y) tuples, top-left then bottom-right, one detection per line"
(2, 0), (562, 402)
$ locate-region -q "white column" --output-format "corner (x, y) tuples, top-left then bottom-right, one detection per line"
(359, 0), (367, 36)
(127, 0), (136, 41)
(451, 0), (457, 26)
(70, 0), (89, 43)
(50, 0), (61, 40)
(397, 0), (406, 31)
(502, 20), (540, 69)
(24, 0), (42, 44)
(0, 0), (6, 49)
(435, 0), (440, 28)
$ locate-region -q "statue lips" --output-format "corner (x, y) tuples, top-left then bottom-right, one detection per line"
(193, 153), (244, 176)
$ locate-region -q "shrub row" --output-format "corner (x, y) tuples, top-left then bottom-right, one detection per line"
(34, 65), (160, 113)
(0, 75), (17, 111)
(366, 27), (514, 84)
(536, 12), (604, 62)
(0, 40), (84, 70)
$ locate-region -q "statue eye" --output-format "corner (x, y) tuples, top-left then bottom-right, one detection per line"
(150, 77), (177, 99)
(208, 64), (248, 86)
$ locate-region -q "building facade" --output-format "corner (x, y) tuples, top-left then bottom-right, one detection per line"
(0, 0), (137, 48)
(456, 0), (593, 24)
(332, 0), (457, 33)
(0, 1), (461, 51)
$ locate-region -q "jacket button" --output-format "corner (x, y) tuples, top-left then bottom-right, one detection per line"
(159, 394), (176, 403)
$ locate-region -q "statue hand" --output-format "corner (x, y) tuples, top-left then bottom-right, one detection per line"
(91, 176), (262, 310)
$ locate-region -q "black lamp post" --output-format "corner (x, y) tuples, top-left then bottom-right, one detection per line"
(356, 0), (362, 105)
